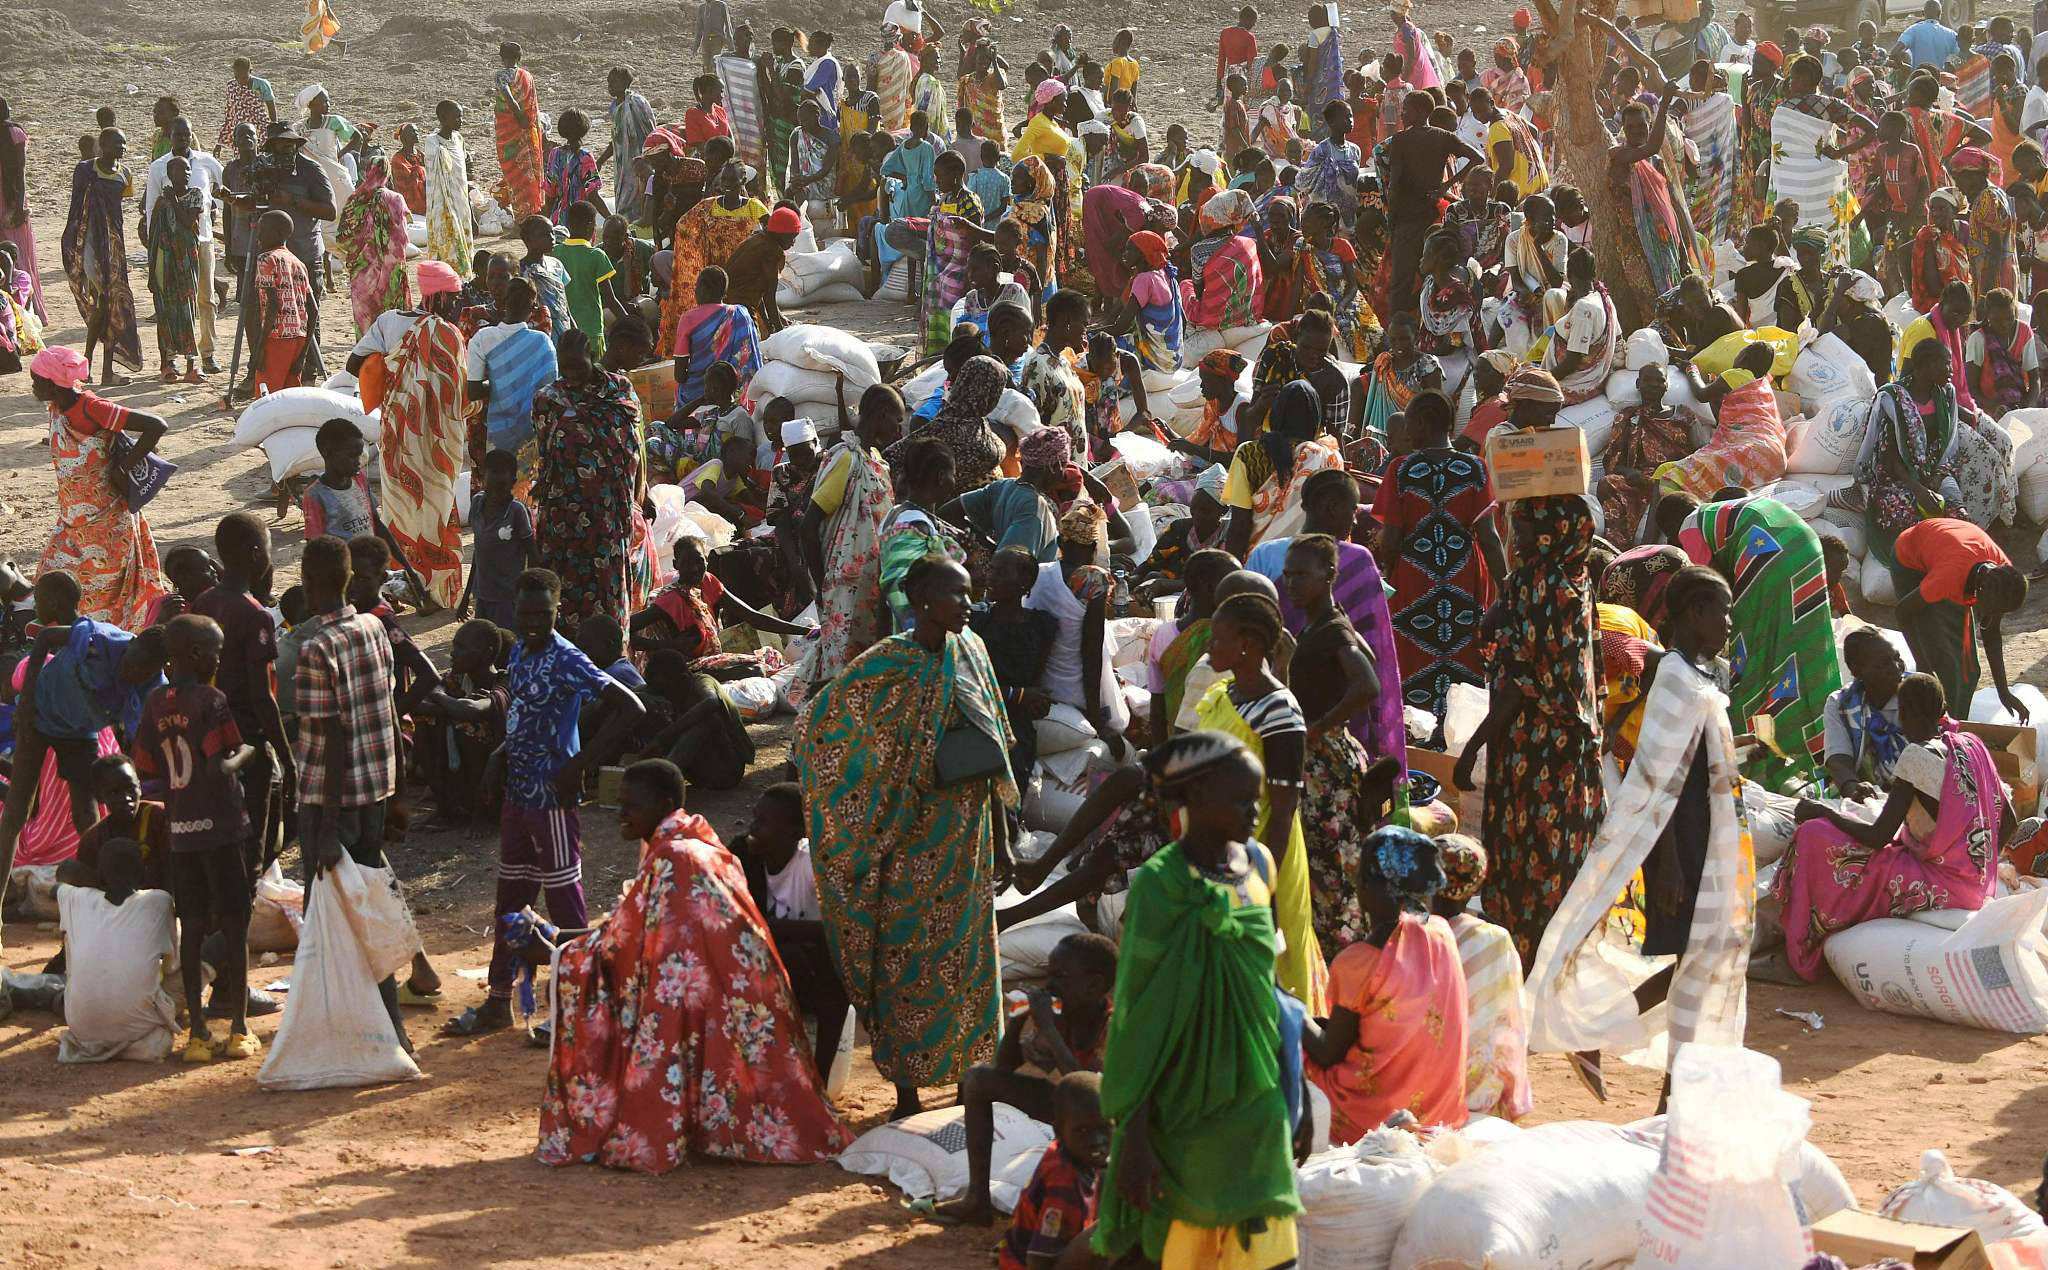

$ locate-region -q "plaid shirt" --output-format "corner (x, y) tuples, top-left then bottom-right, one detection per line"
(293, 607), (398, 807)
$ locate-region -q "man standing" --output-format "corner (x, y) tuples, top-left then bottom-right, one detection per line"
(1383, 92), (1483, 316)
(215, 58), (276, 155)
(1895, 1), (1961, 69)
(142, 116), (224, 370)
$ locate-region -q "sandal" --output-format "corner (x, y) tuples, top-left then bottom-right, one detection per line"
(1569, 1051), (1608, 1103)
(398, 982), (443, 1008)
(441, 1006), (513, 1037)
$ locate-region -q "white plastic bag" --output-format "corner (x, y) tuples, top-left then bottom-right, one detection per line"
(1880, 1149), (2048, 1241)
(1625, 327), (1671, 370)
(1859, 551), (1899, 605)
(1298, 1127), (1443, 1270)
(900, 361), (948, 409)
(724, 676), (780, 720)
(233, 386), (378, 449)
(1110, 431), (1177, 479)
(247, 860), (306, 954)
(838, 1102), (1055, 1214)
(758, 323), (882, 385)
(1636, 1046), (1813, 1270)
(2022, 463), (2048, 523)
(257, 857), (423, 1090)
(988, 388), (1041, 437)
(1787, 332), (1879, 406)
(2002, 407), (2048, 473)
(1034, 703), (1097, 754)
(1824, 888), (2048, 1032)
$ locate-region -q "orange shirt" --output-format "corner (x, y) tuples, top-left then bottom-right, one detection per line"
(1310, 913), (1470, 1144)
(1895, 518), (2009, 606)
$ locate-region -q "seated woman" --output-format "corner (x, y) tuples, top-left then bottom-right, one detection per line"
(1303, 826), (1469, 1144)
(1168, 350), (1249, 470)
(1597, 363), (1713, 547)
(1656, 341), (1790, 498)
(538, 758), (850, 1173)
(1182, 189), (1263, 361)
(1431, 836), (1531, 1123)
(1139, 468), (1231, 602)
(628, 536), (812, 678)
(880, 437), (966, 633)
(668, 264), (762, 411)
(1353, 312), (1443, 441)
(1024, 501), (1133, 753)
(1770, 672), (2014, 982)
(1822, 626), (1909, 801)
(1097, 229), (1185, 375)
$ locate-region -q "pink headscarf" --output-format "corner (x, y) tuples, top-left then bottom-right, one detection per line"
(1030, 77), (1067, 119)
(416, 260), (462, 297)
(30, 345), (90, 388)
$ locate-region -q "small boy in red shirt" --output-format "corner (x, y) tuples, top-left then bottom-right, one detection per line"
(998, 1072), (1109, 1270)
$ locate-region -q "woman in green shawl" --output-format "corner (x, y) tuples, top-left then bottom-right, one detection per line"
(1679, 495), (1842, 792)
(878, 435), (965, 631)
(1094, 729), (1303, 1270)
(794, 553), (1015, 1121)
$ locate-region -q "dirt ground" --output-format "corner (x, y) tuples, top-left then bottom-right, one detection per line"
(6, 0), (2048, 1264)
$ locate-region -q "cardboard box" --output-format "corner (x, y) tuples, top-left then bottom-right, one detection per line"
(1958, 720), (2041, 825)
(625, 360), (678, 422)
(1810, 1209), (1991, 1270)
(1091, 459), (1142, 512)
(1485, 425), (1590, 500)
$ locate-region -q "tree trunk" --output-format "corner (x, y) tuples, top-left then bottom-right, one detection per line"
(1542, 0), (1660, 330)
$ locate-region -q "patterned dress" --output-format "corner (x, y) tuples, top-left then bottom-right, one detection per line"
(422, 131), (473, 271)
(543, 146), (603, 226)
(335, 156), (413, 335)
(379, 314), (468, 609)
(146, 188), (202, 361)
(537, 809), (851, 1172)
(1371, 447), (1492, 729)
(607, 91), (657, 226)
(532, 370), (643, 628)
(1478, 496), (1606, 968)
(494, 65), (547, 219)
(60, 160), (141, 371)
(42, 393), (167, 629)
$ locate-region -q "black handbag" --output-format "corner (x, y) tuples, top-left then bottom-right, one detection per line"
(934, 719), (1007, 787)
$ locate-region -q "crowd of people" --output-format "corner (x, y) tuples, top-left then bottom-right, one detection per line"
(4, 1), (2048, 1265)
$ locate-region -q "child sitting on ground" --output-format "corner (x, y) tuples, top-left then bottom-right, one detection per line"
(1430, 834), (1531, 1122)
(640, 649), (755, 790)
(932, 931), (1117, 1226)
(457, 448), (533, 628)
(997, 1071), (1109, 1270)
(133, 614), (258, 1063)
(629, 536), (812, 675)
(57, 754), (166, 895)
(55, 838), (179, 1063)
(730, 782), (850, 1082)
(416, 618), (512, 830)
(301, 417), (377, 541)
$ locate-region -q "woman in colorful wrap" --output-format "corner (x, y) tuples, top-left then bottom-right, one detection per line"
(1431, 836), (1532, 1122)
(335, 151), (412, 336)
(1679, 495), (1842, 792)
(1861, 336), (1961, 571)
(1417, 227), (1483, 359)
(958, 22), (1009, 143)
(1953, 146), (2017, 296)
(794, 554), (1015, 1121)
(879, 436), (966, 632)
(1909, 188), (1971, 313)
(1099, 229), (1185, 374)
(423, 101), (472, 271)
(493, 42), (547, 220)
(657, 162), (767, 355)
(1772, 671), (2011, 981)
(1305, 826), (1469, 1141)
(1657, 342), (1790, 497)
(62, 128), (141, 384)
(1009, 155), (1060, 292)
(376, 262), (470, 610)
(531, 330), (645, 630)
(1599, 364), (1713, 545)
(1185, 189), (1263, 354)
(539, 758), (850, 1172)
(29, 346), (168, 628)
(1355, 312), (1442, 441)
(669, 265), (762, 413)
(1301, 199), (1377, 359)
(1527, 564), (1755, 1106)
(0, 98), (46, 322)
(1964, 286), (2041, 417)
(1453, 495), (1606, 970)
(1610, 87), (1703, 300)
(1283, 531), (1405, 961)
(1091, 730), (1303, 1270)
(798, 384), (906, 697)
(919, 353), (1009, 494)
(1735, 42), (1785, 236)
(1081, 181), (1156, 305)
(1222, 379), (1345, 559)
(1195, 591), (1327, 1013)
(923, 151), (985, 352)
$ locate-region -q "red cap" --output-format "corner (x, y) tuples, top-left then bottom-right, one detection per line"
(764, 206), (804, 235)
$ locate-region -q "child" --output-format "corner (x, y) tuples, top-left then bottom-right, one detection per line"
(995, 1071), (1110, 1269)
(571, 613), (644, 770)
(251, 208), (312, 394)
(55, 838), (179, 1063)
(1820, 533), (1853, 618)
(143, 543), (221, 626)
(1078, 329), (1154, 452)
(1221, 73), (1253, 160)
(1105, 29), (1141, 102)
(301, 417), (377, 540)
(630, 535), (811, 668)
(684, 74), (733, 146)
(417, 618), (512, 830)
(146, 154), (203, 383)
(932, 931), (1117, 1225)
(1302, 825), (1468, 1142)
(968, 139), (1012, 227)
(683, 432), (769, 528)
(542, 109), (607, 226)
(641, 649), (756, 789)
(457, 448), (533, 627)
(57, 754), (167, 895)
(443, 567), (645, 1037)
(730, 782), (849, 1080)
(552, 200), (626, 361)
(665, 359), (752, 472)
(132, 614), (258, 1063)
(1430, 834), (1531, 1122)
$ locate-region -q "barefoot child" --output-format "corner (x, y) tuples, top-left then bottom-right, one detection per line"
(251, 209), (313, 394)
(932, 931), (1116, 1226)
(731, 782), (850, 1081)
(456, 448), (533, 627)
(416, 619), (512, 830)
(146, 155), (204, 383)
(444, 567), (645, 1037)
(997, 1071), (1111, 1268)
(55, 839), (179, 1063)
(133, 614), (258, 1063)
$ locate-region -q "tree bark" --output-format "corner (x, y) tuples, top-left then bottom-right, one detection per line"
(1541, 0), (1660, 329)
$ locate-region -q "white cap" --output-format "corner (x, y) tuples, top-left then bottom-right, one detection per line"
(782, 417), (820, 446)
